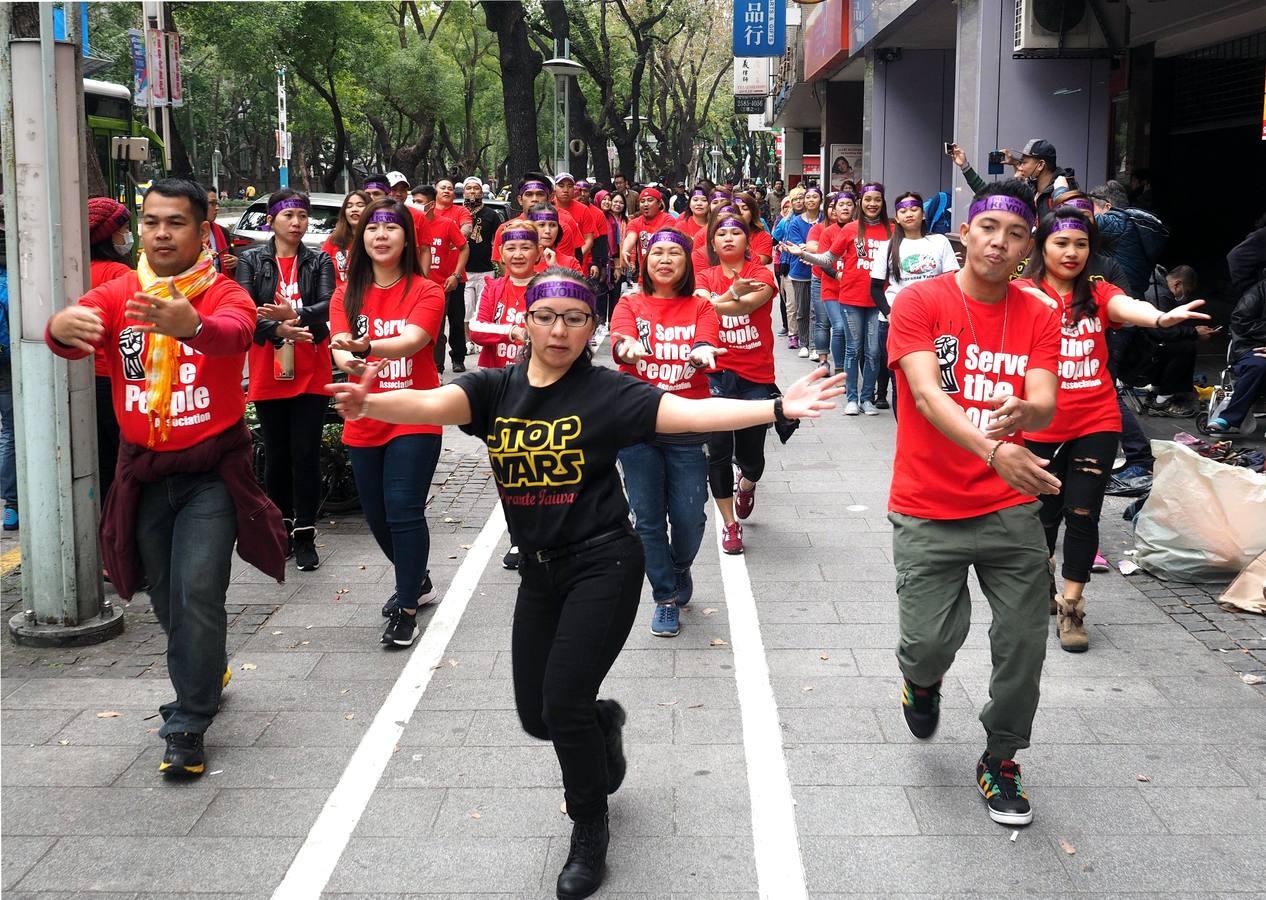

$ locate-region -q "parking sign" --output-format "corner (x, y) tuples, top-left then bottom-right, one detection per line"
(732, 0), (786, 57)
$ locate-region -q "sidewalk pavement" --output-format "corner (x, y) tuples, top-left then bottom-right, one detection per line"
(3, 339), (1265, 899)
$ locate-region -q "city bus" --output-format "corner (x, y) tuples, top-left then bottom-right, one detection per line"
(83, 78), (166, 209)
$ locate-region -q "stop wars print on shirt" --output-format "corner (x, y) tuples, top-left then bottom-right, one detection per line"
(487, 415), (584, 506)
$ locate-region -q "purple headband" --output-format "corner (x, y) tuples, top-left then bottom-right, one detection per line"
(524, 278), (596, 311)
(715, 217), (748, 233)
(894, 198), (921, 212)
(1059, 197), (1094, 213)
(527, 210), (558, 223)
(367, 210), (406, 227)
(861, 183), (884, 196)
(1051, 217), (1089, 234)
(363, 180), (389, 193)
(804, 187), (823, 198)
(837, 191), (857, 202)
(269, 197), (309, 217)
(967, 194), (1037, 227)
(691, 188), (708, 199)
(501, 228), (539, 243)
(519, 180), (550, 194)
(710, 191), (732, 202)
(648, 230), (693, 253)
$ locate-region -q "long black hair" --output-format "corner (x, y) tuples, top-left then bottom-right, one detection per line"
(856, 183), (891, 261)
(330, 190), (371, 250)
(342, 197), (424, 334)
(1022, 207), (1101, 322)
(888, 191), (926, 284)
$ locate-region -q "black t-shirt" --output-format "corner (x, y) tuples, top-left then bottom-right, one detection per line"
(465, 205), (504, 273)
(455, 358), (663, 553)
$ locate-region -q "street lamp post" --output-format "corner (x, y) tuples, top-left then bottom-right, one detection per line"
(710, 148), (722, 182)
(622, 114), (647, 182)
(543, 46), (583, 175)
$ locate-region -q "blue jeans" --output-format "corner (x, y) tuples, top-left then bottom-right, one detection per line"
(134, 471), (238, 736)
(811, 278), (831, 360)
(1222, 354), (1266, 427)
(0, 381), (15, 506)
(841, 305), (882, 405)
(348, 433), (442, 610)
(618, 441), (708, 604)
(823, 302), (849, 376)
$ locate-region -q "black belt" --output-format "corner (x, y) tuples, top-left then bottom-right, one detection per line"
(529, 527), (633, 564)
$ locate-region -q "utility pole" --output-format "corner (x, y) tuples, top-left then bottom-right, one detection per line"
(276, 64), (288, 188)
(2, 3), (123, 645)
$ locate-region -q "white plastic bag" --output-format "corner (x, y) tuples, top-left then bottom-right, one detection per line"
(1133, 441), (1266, 582)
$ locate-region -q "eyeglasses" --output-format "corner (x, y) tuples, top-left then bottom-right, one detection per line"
(527, 308), (595, 328)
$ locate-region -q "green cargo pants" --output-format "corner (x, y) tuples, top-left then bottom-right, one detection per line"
(889, 502), (1049, 760)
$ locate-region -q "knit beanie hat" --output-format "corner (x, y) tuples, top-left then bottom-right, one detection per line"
(88, 197), (131, 246)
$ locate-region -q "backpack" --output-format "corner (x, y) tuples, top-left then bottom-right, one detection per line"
(1125, 207), (1169, 264)
(923, 192), (952, 234)
(0, 268), (10, 360)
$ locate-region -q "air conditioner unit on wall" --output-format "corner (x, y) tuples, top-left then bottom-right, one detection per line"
(1014, 0), (1118, 58)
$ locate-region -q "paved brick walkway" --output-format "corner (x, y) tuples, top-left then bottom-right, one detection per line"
(3, 343), (1265, 898)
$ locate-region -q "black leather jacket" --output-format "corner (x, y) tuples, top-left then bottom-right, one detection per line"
(236, 239), (335, 347)
(1230, 280), (1266, 364)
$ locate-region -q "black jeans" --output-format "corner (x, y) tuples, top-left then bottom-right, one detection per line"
(1107, 329), (1154, 470)
(513, 534), (644, 823)
(134, 471), (237, 736)
(874, 318), (891, 402)
(254, 393), (328, 529)
(95, 375), (120, 503)
(706, 370), (773, 499)
(433, 285), (467, 370)
(347, 433), (441, 609)
(1025, 431), (1120, 583)
(1150, 338), (1197, 397)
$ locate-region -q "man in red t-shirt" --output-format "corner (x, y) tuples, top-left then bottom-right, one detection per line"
(491, 173), (583, 265)
(553, 173), (600, 277)
(619, 187), (676, 276)
(434, 177), (473, 238)
(419, 202), (470, 374)
(885, 182), (1062, 829)
(45, 178), (285, 780)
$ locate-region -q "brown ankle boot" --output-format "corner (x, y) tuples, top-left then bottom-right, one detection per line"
(1056, 596), (1089, 653)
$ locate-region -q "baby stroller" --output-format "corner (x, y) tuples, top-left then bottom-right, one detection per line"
(1196, 344), (1258, 437)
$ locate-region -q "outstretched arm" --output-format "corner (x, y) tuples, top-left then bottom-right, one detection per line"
(656, 367), (845, 433)
(327, 360), (472, 426)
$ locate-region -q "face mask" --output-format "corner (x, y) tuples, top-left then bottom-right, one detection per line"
(114, 232), (134, 255)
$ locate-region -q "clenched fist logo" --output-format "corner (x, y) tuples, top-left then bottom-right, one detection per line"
(636, 318), (653, 354)
(119, 327), (146, 380)
(935, 334), (960, 394)
(354, 315), (369, 340)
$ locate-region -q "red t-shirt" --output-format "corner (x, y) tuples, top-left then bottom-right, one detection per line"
(421, 215), (468, 287)
(1016, 278), (1123, 443)
(749, 228), (774, 264)
(808, 223), (842, 300)
(469, 276), (528, 369)
(436, 203), (473, 234)
(247, 255), (333, 402)
(56, 272), (256, 451)
(493, 209), (582, 265)
(321, 238), (351, 284)
(557, 200), (600, 269)
(90, 259), (134, 376)
(830, 220), (892, 307)
(625, 211), (678, 269)
(328, 277), (446, 447)
(609, 291), (720, 400)
(677, 216), (708, 244)
(886, 273), (1061, 520)
(534, 252), (582, 273)
(697, 261), (778, 384)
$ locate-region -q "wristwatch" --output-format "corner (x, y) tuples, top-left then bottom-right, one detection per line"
(773, 397), (793, 425)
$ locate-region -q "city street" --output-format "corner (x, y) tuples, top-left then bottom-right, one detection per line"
(4, 339), (1265, 899)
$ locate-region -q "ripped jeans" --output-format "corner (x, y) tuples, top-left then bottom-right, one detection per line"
(1025, 431), (1120, 583)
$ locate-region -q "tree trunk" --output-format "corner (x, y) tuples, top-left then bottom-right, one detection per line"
(482, 1), (541, 178)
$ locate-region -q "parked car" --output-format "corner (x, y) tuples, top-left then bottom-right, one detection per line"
(228, 191), (344, 251)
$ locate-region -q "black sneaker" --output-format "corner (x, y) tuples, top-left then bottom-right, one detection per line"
(292, 526), (320, 571)
(503, 546), (520, 570)
(381, 592), (399, 617)
(419, 574), (437, 606)
(452, 363), (466, 373)
(900, 677), (941, 739)
(976, 751), (1033, 826)
(158, 732), (206, 778)
(556, 814), (609, 899)
(381, 609), (419, 647)
(873, 396), (890, 410)
(596, 699), (627, 795)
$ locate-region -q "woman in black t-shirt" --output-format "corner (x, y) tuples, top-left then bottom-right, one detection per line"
(327, 267), (843, 900)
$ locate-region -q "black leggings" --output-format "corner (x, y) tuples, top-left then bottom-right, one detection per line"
(705, 371), (773, 499)
(874, 319), (891, 402)
(95, 375), (120, 502)
(253, 393), (328, 528)
(513, 533), (644, 824)
(1025, 431), (1119, 584)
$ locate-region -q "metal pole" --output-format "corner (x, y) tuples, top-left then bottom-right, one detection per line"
(3, 7), (120, 644)
(563, 75), (570, 173)
(156, 1), (171, 171)
(277, 65), (288, 188)
(552, 74), (560, 174)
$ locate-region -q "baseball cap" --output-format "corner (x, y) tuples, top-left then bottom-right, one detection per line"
(555, 172), (576, 184)
(386, 170), (410, 188)
(1020, 139), (1057, 165)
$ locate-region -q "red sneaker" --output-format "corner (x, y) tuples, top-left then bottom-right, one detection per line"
(721, 521), (744, 555)
(734, 479), (756, 521)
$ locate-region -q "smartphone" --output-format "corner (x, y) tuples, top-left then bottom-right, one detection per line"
(943, 142), (954, 156)
(987, 150), (1005, 175)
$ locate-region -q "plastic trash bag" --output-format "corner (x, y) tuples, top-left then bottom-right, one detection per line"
(1220, 550), (1266, 615)
(1134, 440), (1266, 582)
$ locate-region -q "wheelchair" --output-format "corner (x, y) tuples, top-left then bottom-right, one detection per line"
(1195, 345), (1258, 437)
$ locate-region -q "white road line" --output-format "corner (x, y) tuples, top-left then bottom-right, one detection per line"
(271, 505), (506, 900)
(714, 516), (809, 900)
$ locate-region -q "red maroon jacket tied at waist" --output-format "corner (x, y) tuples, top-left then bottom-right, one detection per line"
(101, 421), (287, 600)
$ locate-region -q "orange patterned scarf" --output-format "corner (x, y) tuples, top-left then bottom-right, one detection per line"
(135, 248), (219, 446)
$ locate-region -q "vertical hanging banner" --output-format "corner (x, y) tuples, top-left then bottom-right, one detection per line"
(167, 32), (184, 108)
(146, 28), (168, 106)
(733, 0), (786, 57)
(128, 29), (150, 106)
